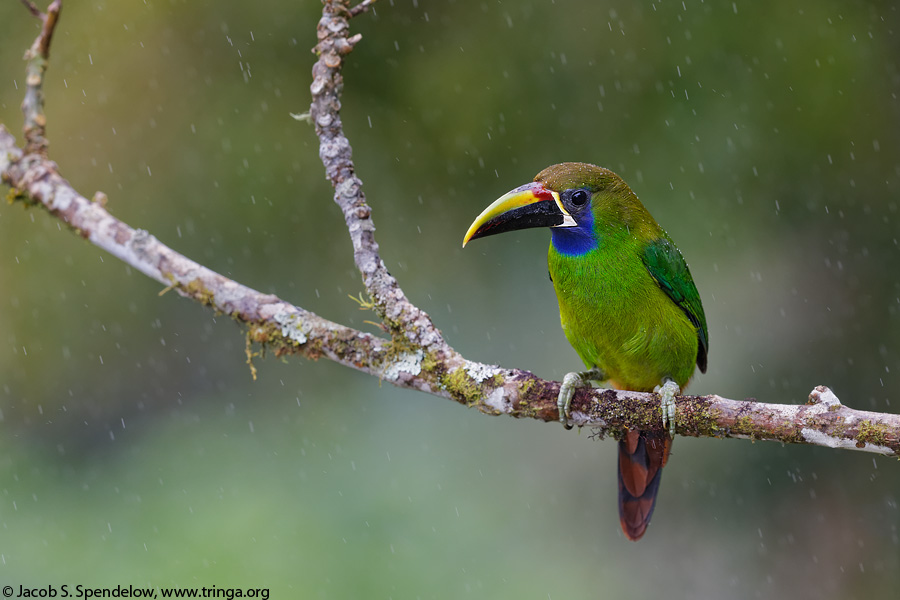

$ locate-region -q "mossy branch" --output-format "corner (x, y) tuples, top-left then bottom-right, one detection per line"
(1, 0), (898, 457)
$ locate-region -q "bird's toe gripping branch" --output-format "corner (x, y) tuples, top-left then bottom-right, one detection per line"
(656, 378), (680, 437)
(558, 367), (606, 429)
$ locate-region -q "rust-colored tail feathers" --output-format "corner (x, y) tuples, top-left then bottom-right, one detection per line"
(617, 429), (671, 541)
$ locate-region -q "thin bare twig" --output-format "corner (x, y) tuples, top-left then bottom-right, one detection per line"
(308, 0), (447, 355)
(1, 0), (898, 457)
(37, 0), (62, 57)
(20, 0), (62, 156)
(349, 0), (377, 18)
(19, 0), (43, 19)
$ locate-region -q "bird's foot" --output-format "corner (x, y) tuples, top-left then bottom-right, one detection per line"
(655, 378), (680, 437)
(558, 367), (606, 430)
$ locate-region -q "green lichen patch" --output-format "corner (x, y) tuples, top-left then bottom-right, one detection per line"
(589, 389), (662, 431)
(729, 415), (756, 440)
(420, 351), (442, 376)
(680, 398), (726, 438)
(440, 366), (485, 406)
(770, 422), (805, 445)
(507, 375), (557, 420)
(6, 187), (27, 204)
(245, 332), (259, 381)
(856, 420), (891, 448)
(6, 187), (42, 210)
(180, 278), (216, 306)
(244, 319), (313, 362)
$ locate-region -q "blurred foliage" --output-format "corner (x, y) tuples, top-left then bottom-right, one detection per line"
(1, 0), (898, 598)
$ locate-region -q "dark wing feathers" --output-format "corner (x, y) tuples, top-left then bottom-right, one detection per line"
(641, 236), (709, 373)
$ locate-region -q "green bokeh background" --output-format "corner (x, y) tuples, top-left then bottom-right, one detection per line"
(1, 0), (898, 598)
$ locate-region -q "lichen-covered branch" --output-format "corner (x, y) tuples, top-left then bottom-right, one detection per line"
(1, 1), (898, 457)
(20, 0), (61, 156)
(307, 0), (446, 355)
(0, 127), (393, 378)
(348, 0), (377, 18)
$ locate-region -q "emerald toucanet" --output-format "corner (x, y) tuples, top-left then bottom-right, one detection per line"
(463, 162), (708, 540)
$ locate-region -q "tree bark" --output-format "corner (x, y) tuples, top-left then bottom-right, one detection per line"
(1, 0), (898, 457)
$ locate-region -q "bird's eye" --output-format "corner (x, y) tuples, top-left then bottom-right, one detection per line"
(570, 189), (589, 207)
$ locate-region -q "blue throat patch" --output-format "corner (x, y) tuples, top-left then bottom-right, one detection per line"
(550, 211), (598, 256)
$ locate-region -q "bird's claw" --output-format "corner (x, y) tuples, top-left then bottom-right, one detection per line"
(656, 379), (680, 437)
(558, 372), (580, 429)
(558, 368), (605, 430)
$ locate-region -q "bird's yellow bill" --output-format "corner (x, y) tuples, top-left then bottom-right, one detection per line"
(462, 182), (568, 247)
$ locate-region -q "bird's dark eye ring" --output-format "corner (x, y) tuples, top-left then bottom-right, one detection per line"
(570, 189), (589, 207)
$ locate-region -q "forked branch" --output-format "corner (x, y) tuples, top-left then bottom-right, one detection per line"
(1, 0), (897, 456)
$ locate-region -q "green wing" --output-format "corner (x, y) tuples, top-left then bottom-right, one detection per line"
(642, 236), (709, 373)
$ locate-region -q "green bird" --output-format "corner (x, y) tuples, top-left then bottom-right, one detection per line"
(462, 162), (708, 540)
